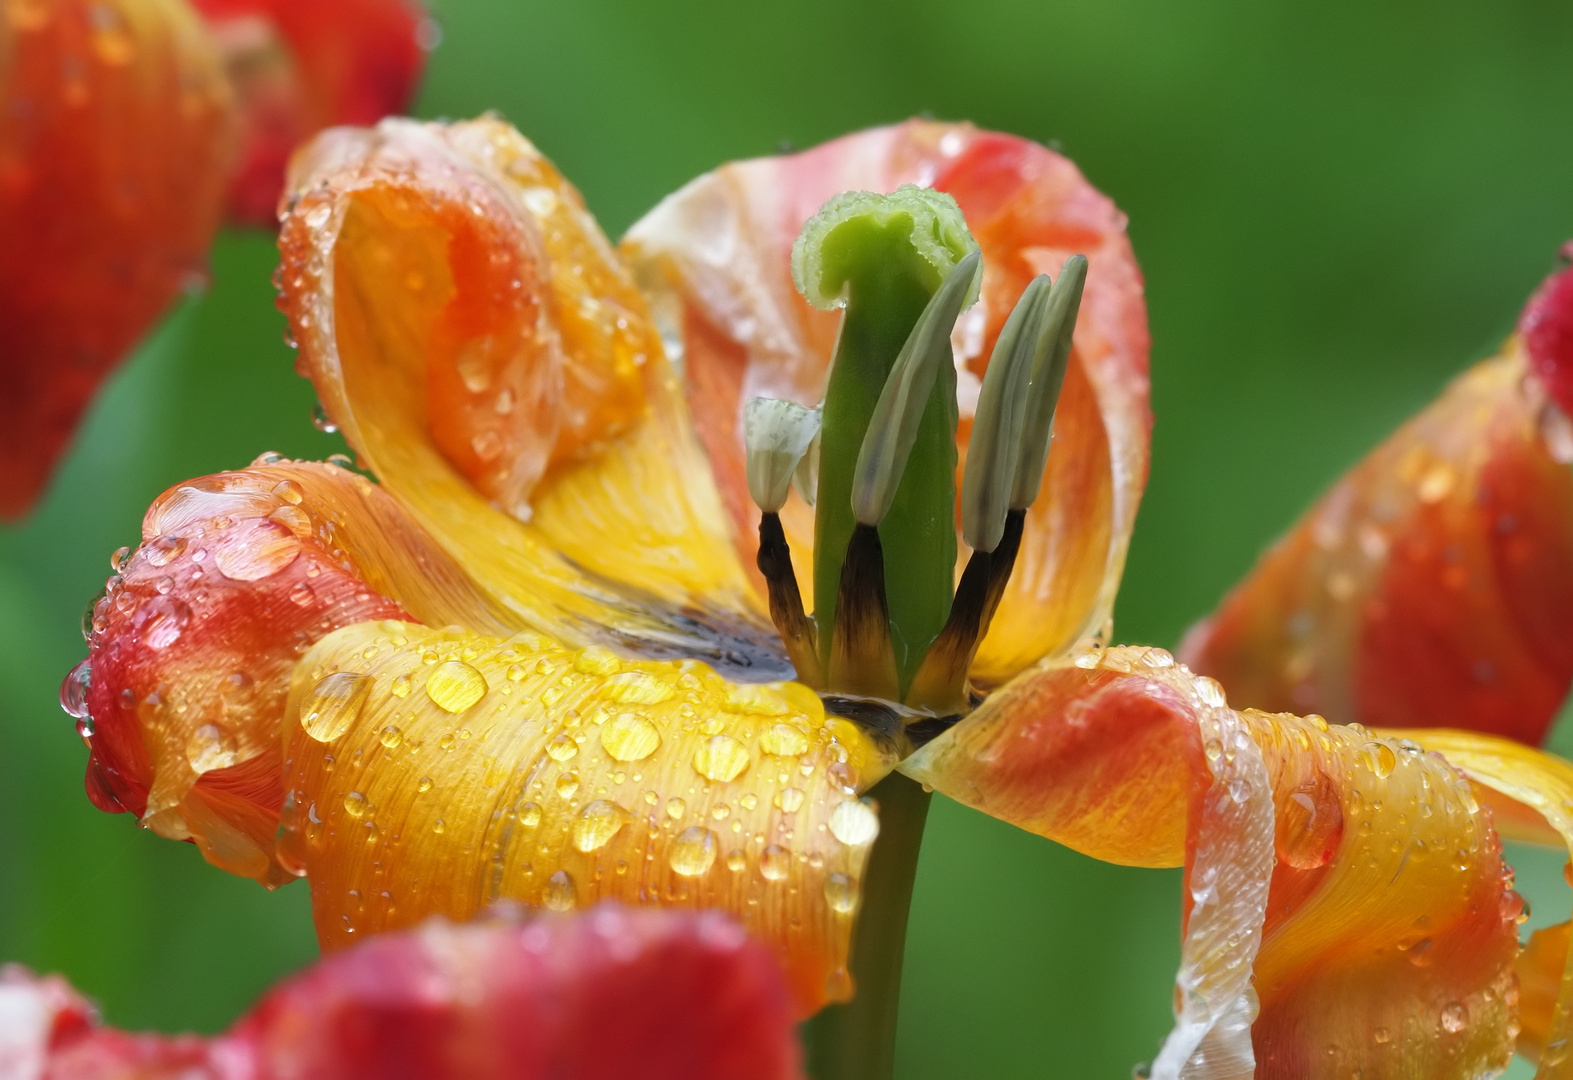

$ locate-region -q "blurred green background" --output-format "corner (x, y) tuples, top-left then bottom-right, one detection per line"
(3, 1), (1572, 1076)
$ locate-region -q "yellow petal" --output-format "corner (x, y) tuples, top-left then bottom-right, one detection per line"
(277, 116), (781, 672)
(1398, 729), (1573, 1074)
(277, 620), (897, 1015)
(901, 646), (1520, 1077)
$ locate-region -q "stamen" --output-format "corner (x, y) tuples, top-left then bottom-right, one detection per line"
(756, 511), (822, 686)
(828, 524), (899, 699)
(852, 250), (983, 527)
(744, 398), (821, 514)
(1010, 255), (1086, 510)
(960, 273), (1051, 553)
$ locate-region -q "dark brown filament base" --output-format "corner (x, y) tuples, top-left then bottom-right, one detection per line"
(828, 523), (900, 699)
(756, 512), (822, 686)
(905, 508), (1025, 714)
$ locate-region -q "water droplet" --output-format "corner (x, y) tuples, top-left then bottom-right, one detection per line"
(426, 661), (487, 712)
(572, 800), (625, 852)
(1373, 1027), (1391, 1045)
(519, 802), (542, 827)
(543, 870), (577, 911)
(666, 796), (687, 820)
(289, 581), (316, 607)
(391, 673), (412, 698)
(60, 660), (92, 722)
(556, 772), (580, 799)
(379, 725), (403, 750)
(140, 597), (190, 650)
(669, 826), (717, 877)
(824, 872), (858, 913)
(301, 672), (373, 742)
(547, 733), (579, 761)
(760, 723), (809, 756)
(417, 776), (433, 793)
(185, 724), (238, 772)
(694, 734), (751, 782)
(327, 453), (355, 470)
(343, 791), (368, 818)
(725, 848), (747, 872)
(759, 844), (790, 881)
(271, 480), (304, 505)
(829, 799), (880, 846)
(774, 787), (805, 812)
(1361, 742), (1397, 779)
(143, 534), (187, 568)
(110, 546), (131, 573)
(601, 713), (660, 761)
(269, 505), (312, 537)
(214, 526), (299, 581)
(573, 646), (622, 675)
(311, 399), (338, 433)
(1440, 1001), (1468, 1034)
(599, 671), (675, 704)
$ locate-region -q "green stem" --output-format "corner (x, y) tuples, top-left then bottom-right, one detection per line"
(804, 772), (933, 1080)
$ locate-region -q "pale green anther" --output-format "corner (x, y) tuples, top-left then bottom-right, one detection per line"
(960, 274), (1051, 552)
(850, 250), (982, 527)
(1009, 255), (1087, 509)
(743, 398), (822, 513)
(792, 430), (820, 507)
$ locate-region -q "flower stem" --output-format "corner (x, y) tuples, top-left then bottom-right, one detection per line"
(804, 771), (932, 1080)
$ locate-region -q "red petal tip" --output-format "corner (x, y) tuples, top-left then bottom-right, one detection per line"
(1522, 241), (1573, 417)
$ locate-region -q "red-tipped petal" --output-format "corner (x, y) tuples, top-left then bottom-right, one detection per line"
(0, 0), (235, 519)
(1522, 242), (1573, 418)
(190, 0), (428, 224)
(12, 908), (804, 1080)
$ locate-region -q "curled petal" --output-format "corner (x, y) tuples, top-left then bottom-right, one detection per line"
(622, 120), (1151, 684)
(278, 621), (896, 1015)
(0, 0), (234, 518)
(190, 0), (427, 225)
(901, 646), (1520, 1077)
(1182, 342), (1573, 743)
(82, 459), (497, 882)
(9, 907), (805, 1080)
(278, 116), (782, 675)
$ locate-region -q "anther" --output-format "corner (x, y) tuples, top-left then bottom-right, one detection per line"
(1010, 255), (1086, 510)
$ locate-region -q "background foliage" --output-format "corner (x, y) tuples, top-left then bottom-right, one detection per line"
(3, 1), (1571, 1076)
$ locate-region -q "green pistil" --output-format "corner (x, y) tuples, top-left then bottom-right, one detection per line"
(795, 187), (978, 693)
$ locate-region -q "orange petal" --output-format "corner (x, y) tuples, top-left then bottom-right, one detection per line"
(190, 0), (428, 225)
(277, 620), (896, 1016)
(0, 0), (234, 519)
(1182, 341), (1573, 744)
(1395, 729), (1573, 1073)
(622, 120), (1151, 685)
(80, 458), (499, 882)
(12, 907), (806, 1080)
(901, 646), (1520, 1077)
(278, 116), (782, 673)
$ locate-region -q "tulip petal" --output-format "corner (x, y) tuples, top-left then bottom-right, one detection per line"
(901, 646), (1521, 1078)
(9, 907), (805, 1080)
(1398, 730), (1573, 1075)
(1181, 340), (1573, 744)
(622, 120), (1151, 685)
(189, 0), (428, 225)
(83, 458), (496, 882)
(278, 117), (784, 675)
(276, 621), (896, 1015)
(0, 0), (234, 519)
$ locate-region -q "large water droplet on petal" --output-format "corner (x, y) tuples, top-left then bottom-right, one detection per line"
(186, 724), (239, 772)
(301, 672), (373, 742)
(759, 844), (790, 882)
(829, 799), (880, 846)
(693, 734), (750, 781)
(824, 872), (858, 913)
(543, 869), (576, 910)
(669, 826), (718, 877)
(601, 713), (660, 761)
(426, 661), (487, 712)
(214, 524), (300, 581)
(760, 723), (809, 756)
(60, 659), (92, 722)
(572, 800), (625, 852)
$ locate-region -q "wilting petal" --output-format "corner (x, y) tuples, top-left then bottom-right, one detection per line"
(622, 120), (1151, 685)
(7, 907), (805, 1080)
(0, 0), (234, 519)
(278, 116), (783, 675)
(81, 458), (501, 882)
(190, 0), (427, 225)
(1401, 730), (1573, 1074)
(1182, 340), (1573, 744)
(277, 621), (896, 1014)
(901, 646), (1520, 1078)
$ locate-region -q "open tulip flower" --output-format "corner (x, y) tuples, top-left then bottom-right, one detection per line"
(61, 106), (1573, 1079)
(0, 0), (426, 520)
(1, 905), (804, 1079)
